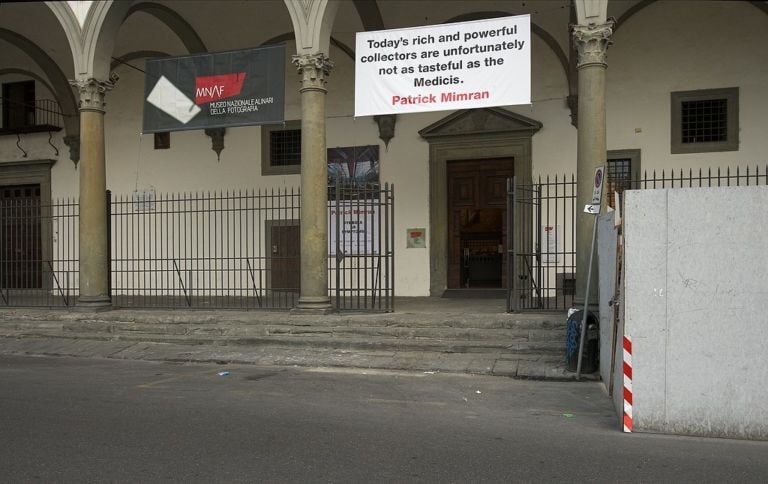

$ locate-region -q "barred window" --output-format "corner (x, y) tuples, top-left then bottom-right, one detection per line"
(270, 129), (301, 167)
(606, 158), (631, 209)
(606, 150), (640, 209)
(262, 121), (301, 175)
(672, 88), (738, 154)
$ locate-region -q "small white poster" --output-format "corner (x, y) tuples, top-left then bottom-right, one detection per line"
(355, 15), (531, 116)
(542, 224), (561, 264)
(329, 202), (380, 256)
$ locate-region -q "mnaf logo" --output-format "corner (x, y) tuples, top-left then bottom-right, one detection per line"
(195, 73), (246, 104)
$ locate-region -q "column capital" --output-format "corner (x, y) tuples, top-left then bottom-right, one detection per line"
(292, 53), (333, 93)
(571, 21), (615, 69)
(69, 73), (119, 112)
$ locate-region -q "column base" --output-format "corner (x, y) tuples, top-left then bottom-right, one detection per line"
(292, 296), (334, 315)
(77, 295), (112, 312)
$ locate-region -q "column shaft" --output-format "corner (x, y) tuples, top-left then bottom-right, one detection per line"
(573, 22), (613, 309)
(293, 54), (333, 311)
(71, 77), (115, 309)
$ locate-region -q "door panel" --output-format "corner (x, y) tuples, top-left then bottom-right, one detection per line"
(270, 224), (300, 291)
(446, 159), (513, 289)
(0, 184), (42, 289)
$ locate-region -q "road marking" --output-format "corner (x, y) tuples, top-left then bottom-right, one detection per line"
(363, 398), (447, 406)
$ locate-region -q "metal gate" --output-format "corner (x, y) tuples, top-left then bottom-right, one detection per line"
(507, 175), (577, 312)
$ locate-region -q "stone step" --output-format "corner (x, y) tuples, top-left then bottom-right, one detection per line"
(8, 330), (567, 356)
(0, 310), (568, 330)
(57, 320), (565, 343)
(0, 336), (597, 380)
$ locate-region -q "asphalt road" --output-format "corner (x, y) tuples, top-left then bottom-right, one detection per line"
(0, 355), (766, 483)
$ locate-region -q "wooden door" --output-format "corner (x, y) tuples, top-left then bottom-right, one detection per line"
(0, 184), (42, 289)
(447, 159), (513, 289)
(270, 224), (300, 291)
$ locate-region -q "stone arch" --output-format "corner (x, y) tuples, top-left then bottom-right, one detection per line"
(45, 1), (84, 77)
(110, 50), (171, 71)
(443, 12), (570, 87)
(125, 2), (207, 54)
(0, 29), (80, 160)
(352, 0), (384, 31)
(284, 0), (340, 55)
(614, 0), (768, 33)
(260, 33), (355, 60)
(79, 1), (134, 80)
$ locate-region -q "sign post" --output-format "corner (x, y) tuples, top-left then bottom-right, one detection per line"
(576, 166), (605, 380)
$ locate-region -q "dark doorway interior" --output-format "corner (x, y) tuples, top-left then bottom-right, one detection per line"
(0, 184), (42, 289)
(447, 158), (513, 289)
(2, 80), (35, 130)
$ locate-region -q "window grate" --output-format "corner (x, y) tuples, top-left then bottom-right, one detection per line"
(681, 98), (727, 144)
(606, 158), (632, 208)
(270, 129), (301, 167)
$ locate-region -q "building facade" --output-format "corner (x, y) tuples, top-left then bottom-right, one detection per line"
(0, 0), (766, 309)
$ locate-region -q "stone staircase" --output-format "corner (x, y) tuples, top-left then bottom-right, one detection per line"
(0, 302), (592, 380)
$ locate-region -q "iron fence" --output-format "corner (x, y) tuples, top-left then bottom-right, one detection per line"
(0, 196), (79, 307)
(1, 183), (394, 311)
(507, 165), (768, 312)
(109, 188), (302, 309)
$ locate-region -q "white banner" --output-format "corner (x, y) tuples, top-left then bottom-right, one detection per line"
(355, 15), (530, 116)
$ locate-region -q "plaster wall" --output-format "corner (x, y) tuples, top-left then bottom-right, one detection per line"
(623, 186), (768, 440)
(607, 1), (768, 171)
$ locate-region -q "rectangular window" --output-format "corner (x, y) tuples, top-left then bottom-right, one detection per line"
(270, 129), (301, 167)
(606, 149), (640, 209)
(2, 80), (35, 130)
(671, 87), (738, 154)
(261, 121), (301, 175)
(154, 132), (170, 150)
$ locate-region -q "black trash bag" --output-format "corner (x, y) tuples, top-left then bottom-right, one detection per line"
(565, 310), (599, 373)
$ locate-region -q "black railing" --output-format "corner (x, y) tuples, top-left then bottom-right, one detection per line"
(1, 184), (394, 311)
(110, 188), (302, 309)
(0, 197), (79, 307)
(508, 165), (768, 312)
(0, 98), (64, 131)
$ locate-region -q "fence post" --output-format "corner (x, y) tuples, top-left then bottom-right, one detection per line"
(105, 189), (112, 303)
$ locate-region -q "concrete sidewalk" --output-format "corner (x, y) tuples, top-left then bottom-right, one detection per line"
(0, 297), (596, 380)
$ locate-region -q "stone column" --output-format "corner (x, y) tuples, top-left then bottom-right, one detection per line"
(572, 21), (613, 309)
(292, 53), (334, 312)
(70, 76), (116, 309)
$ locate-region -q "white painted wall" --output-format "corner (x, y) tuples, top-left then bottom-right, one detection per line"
(607, 1), (768, 172)
(623, 186), (768, 440)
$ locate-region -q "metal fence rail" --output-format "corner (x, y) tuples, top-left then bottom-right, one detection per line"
(508, 165), (768, 312)
(110, 188), (301, 310)
(1, 184), (394, 312)
(0, 197), (79, 307)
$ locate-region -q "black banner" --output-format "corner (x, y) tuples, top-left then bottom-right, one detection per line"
(142, 45), (285, 133)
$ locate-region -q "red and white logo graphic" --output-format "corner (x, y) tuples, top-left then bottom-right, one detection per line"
(195, 73), (246, 104)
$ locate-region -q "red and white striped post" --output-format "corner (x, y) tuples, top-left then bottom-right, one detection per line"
(622, 335), (633, 432)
